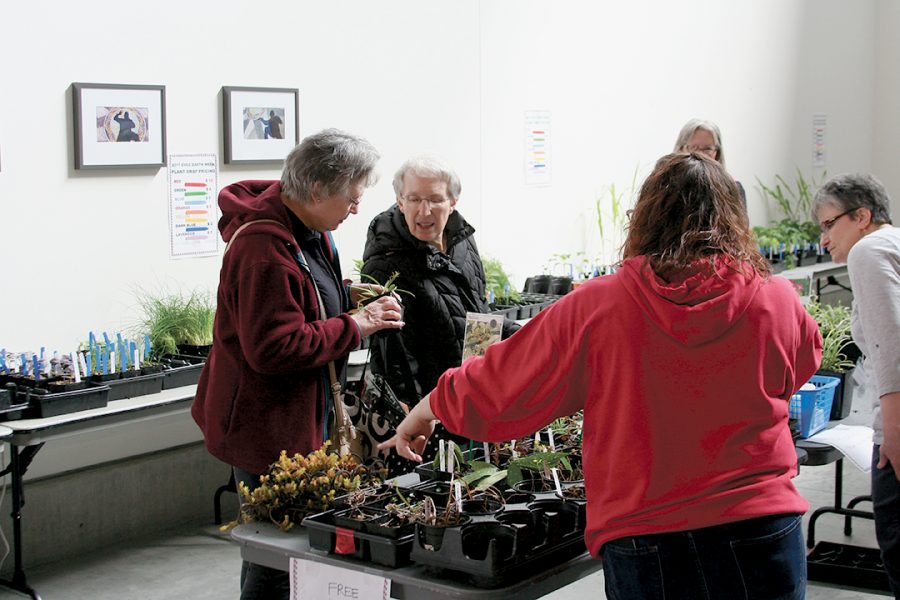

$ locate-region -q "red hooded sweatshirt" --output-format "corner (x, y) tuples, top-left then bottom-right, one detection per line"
(431, 256), (821, 557)
(191, 181), (360, 474)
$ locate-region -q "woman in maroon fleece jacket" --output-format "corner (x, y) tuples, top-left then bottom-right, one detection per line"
(192, 129), (403, 600)
(382, 153), (822, 600)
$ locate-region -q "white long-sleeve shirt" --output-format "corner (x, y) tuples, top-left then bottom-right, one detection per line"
(847, 227), (900, 445)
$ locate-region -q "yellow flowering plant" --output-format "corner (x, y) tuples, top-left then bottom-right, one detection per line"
(233, 442), (387, 532)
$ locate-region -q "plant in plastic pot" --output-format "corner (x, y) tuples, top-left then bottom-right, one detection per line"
(231, 442), (386, 532)
(133, 287), (215, 360)
(806, 301), (857, 420)
(415, 493), (471, 552)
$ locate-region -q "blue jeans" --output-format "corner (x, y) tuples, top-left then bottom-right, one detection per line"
(872, 445), (900, 598)
(234, 467), (290, 600)
(601, 514), (806, 600)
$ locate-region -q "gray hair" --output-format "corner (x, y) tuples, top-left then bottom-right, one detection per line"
(812, 173), (893, 225)
(392, 155), (462, 200)
(673, 119), (726, 169)
(280, 128), (380, 202)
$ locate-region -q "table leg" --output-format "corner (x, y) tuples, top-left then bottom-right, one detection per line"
(0, 444), (43, 600)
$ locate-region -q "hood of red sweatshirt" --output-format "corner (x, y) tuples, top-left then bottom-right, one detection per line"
(618, 255), (761, 347)
(217, 180), (293, 242)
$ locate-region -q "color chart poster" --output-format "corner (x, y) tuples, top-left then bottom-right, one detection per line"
(524, 110), (551, 186)
(168, 154), (219, 258)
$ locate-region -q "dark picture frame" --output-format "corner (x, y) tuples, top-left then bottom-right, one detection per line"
(222, 86), (299, 164)
(71, 82), (167, 170)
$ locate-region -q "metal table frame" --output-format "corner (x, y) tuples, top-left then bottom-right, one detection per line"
(0, 386), (197, 600)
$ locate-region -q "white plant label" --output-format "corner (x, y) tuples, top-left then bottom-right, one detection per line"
(551, 467), (563, 496)
(439, 439), (446, 472)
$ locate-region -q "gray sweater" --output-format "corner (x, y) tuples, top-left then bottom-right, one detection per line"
(847, 226), (900, 444)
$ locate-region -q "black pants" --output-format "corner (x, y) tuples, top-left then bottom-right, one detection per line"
(233, 467), (290, 600)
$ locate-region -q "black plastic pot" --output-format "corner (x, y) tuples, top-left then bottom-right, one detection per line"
(524, 275), (552, 294)
(819, 368), (855, 421)
(548, 276), (572, 295)
(461, 497), (504, 516)
(460, 522), (518, 561)
(416, 516), (471, 552)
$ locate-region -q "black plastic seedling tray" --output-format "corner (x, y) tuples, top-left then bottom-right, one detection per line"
(96, 371), (164, 400)
(161, 360), (204, 390)
(24, 385), (109, 418)
(409, 494), (587, 588)
(304, 509), (415, 568)
(807, 541), (891, 592)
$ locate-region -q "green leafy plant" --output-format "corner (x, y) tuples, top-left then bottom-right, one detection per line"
(806, 301), (855, 373)
(482, 257), (520, 303)
(755, 169), (826, 256)
(505, 451), (573, 488)
(133, 287), (215, 359)
(595, 166), (639, 265)
(353, 271), (414, 309)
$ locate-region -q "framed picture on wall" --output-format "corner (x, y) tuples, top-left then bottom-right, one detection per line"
(222, 86), (299, 164)
(71, 82), (167, 170)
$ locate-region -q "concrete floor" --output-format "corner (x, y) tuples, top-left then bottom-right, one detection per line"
(0, 406), (892, 599)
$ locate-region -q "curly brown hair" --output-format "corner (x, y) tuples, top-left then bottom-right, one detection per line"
(622, 152), (769, 278)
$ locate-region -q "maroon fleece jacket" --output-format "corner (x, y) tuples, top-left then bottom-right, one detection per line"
(192, 180), (360, 474)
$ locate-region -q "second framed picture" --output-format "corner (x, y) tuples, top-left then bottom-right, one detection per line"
(222, 86), (299, 164)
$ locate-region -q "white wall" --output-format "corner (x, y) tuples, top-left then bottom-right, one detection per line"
(0, 0), (891, 354)
(0, 0), (483, 352)
(874, 0), (900, 210)
(475, 0), (881, 284)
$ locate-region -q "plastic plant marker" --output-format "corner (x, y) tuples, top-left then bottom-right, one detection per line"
(109, 349), (116, 374)
(454, 481), (463, 513)
(511, 440), (518, 460)
(0, 350), (7, 375)
(144, 335), (151, 358)
(447, 441), (455, 474)
(119, 345), (127, 372)
(551, 468), (563, 496)
(439, 440), (446, 472)
(483, 442), (490, 461)
(534, 431), (540, 445)
(131, 342), (139, 370)
(32, 356), (40, 381)
(71, 353), (82, 383)
(548, 427), (556, 451)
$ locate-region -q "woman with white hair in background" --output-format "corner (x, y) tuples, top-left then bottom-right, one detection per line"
(674, 118), (746, 205)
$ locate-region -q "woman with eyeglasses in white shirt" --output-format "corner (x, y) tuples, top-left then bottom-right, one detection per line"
(813, 173), (900, 598)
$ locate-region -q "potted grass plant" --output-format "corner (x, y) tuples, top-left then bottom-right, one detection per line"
(133, 288), (215, 360)
(806, 301), (857, 420)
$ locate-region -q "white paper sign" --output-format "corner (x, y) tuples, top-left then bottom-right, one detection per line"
(168, 153), (220, 258)
(524, 110), (552, 186)
(290, 558), (390, 600)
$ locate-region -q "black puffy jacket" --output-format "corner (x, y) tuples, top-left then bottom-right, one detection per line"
(361, 205), (519, 405)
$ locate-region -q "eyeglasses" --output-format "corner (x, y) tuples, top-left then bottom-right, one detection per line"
(684, 145), (719, 155)
(401, 194), (449, 207)
(819, 208), (856, 232)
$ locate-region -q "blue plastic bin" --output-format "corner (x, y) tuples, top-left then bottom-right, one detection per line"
(790, 375), (840, 438)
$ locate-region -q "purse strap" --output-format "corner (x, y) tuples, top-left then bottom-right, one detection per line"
(223, 218), (356, 455)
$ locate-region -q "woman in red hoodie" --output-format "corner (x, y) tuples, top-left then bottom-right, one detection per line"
(381, 152), (821, 599)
